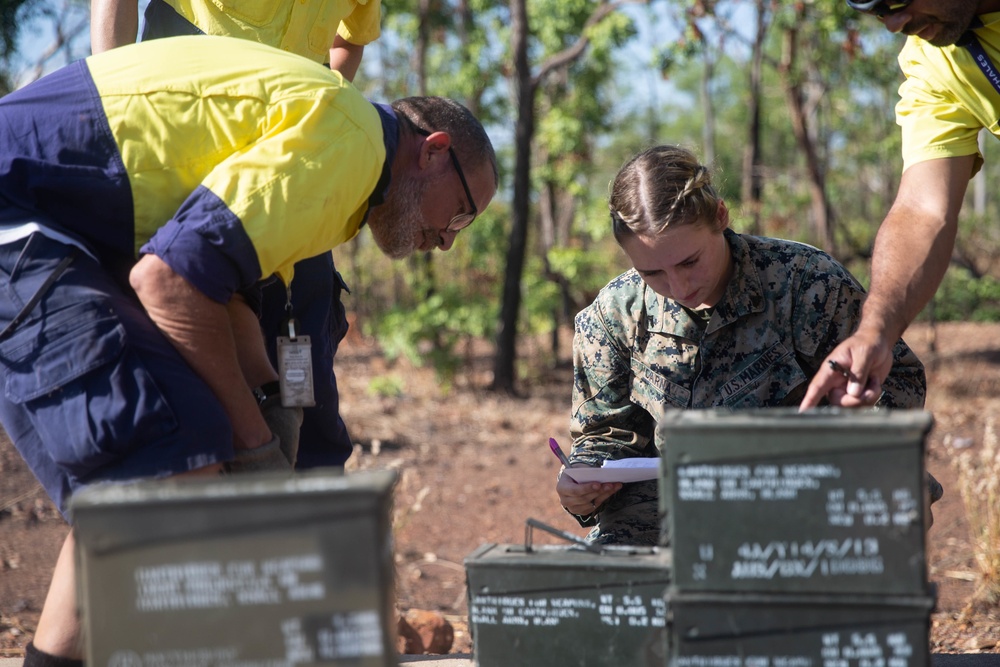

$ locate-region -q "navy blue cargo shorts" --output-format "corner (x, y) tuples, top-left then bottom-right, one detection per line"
(0, 233), (232, 515)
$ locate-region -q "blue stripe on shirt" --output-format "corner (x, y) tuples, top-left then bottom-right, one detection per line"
(0, 60), (135, 262)
(141, 185), (262, 304)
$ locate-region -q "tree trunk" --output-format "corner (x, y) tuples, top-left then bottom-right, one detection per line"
(492, 0), (535, 394)
(780, 23), (834, 251)
(492, 0), (636, 393)
(741, 0), (768, 236)
(408, 0), (435, 307)
(700, 51), (716, 168)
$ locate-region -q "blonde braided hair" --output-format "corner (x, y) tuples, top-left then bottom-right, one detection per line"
(609, 145), (720, 242)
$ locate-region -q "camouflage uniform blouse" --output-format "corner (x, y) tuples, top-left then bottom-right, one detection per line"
(568, 229), (926, 545)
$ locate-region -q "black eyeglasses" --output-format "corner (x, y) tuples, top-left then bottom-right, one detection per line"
(846, 0), (913, 18)
(444, 149), (477, 232)
(404, 118), (478, 233)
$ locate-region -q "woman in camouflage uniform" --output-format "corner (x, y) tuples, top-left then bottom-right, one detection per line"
(556, 145), (927, 546)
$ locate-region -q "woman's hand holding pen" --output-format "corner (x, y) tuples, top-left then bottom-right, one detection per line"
(556, 470), (622, 516)
(550, 438), (621, 515)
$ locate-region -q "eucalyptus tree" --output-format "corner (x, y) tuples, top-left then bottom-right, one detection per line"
(741, 0), (770, 236)
(493, 0), (642, 394)
(696, 1), (906, 254)
(349, 0), (510, 319)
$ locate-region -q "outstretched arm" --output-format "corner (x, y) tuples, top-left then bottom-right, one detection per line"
(801, 155), (974, 409)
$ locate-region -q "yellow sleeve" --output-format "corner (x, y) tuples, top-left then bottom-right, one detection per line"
(896, 39), (985, 176)
(337, 0), (381, 46)
(201, 89), (384, 286)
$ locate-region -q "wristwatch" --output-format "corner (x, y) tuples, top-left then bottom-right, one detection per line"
(251, 381), (281, 407)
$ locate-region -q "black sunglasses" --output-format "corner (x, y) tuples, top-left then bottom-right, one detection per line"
(846, 0), (913, 18)
(404, 118), (478, 233)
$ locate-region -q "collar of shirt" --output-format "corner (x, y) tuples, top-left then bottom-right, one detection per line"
(713, 228), (766, 326)
(644, 228), (766, 338)
(977, 12), (1000, 30)
(361, 102), (400, 226)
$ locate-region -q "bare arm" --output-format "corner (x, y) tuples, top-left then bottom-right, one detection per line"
(90, 0), (139, 53)
(328, 35), (364, 82)
(227, 294), (280, 389)
(800, 155), (974, 409)
(864, 156), (973, 342)
(130, 254), (271, 450)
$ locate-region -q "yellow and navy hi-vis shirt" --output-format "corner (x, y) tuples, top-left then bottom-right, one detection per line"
(157, 0), (382, 63)
(0, 35), (396, 304)
(896, 12), (1000, 176)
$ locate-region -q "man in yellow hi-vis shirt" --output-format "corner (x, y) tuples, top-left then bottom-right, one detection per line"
(1, 36), (497, 666)
(90, 0), (383, 474)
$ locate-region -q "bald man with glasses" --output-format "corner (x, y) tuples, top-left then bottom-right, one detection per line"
(0, 37), (498, 666)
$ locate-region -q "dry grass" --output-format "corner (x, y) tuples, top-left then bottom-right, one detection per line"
(953, 416), (1000, 612)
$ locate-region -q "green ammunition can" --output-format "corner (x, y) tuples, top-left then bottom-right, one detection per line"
(658, 409), (934, 596)
(71, 469), (398, 667)
(464, 522), (672, 667)
(667, 590), (934, 667)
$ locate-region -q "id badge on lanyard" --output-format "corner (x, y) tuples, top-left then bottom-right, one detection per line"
(276, 286), (316, 407)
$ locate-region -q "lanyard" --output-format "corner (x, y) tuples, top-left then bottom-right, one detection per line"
(961, 33), (1000, 97)
(957, 19), (1000, 97)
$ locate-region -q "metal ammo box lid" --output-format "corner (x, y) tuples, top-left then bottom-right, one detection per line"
(658, 408), (934, 596)
(464, 526), (672, 667)
(667, 590), (935, 667)
(71, 468), (398, 667)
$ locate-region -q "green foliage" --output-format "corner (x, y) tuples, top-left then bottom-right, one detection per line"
(337, 201), (510, 381)
(925, 271), (1000, 323)
(342, 0), (1000, 389)
(532, 2), (638, 202)
(0, 0), (37, 57)
(372, 0), (511, 126)
(520, 257), (563, 335)
(372, 287), (495, 384)
(366, 374), (405, 399)
(546, 242), (624, 300)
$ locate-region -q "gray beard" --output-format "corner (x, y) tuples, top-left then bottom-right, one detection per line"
(367, 173), (427, 259)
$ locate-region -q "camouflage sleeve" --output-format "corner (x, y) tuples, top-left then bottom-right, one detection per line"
(569, 299), (656, 468)
(880, 339), (926, 408)
(790, 252), (926, 409)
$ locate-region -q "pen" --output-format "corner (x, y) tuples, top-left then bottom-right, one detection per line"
(828, 359), (852, 380)
(549, 437), (572, 467)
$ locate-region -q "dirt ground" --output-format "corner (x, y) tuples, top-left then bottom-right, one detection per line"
(2, 320), (1000, 658)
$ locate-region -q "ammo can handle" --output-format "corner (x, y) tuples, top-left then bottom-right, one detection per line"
(524, 517), (603, 554)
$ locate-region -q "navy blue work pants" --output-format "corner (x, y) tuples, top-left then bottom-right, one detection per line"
(0, 234), (231, 515)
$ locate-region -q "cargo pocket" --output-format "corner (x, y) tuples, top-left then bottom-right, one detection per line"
(1, 300), (178, 478)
